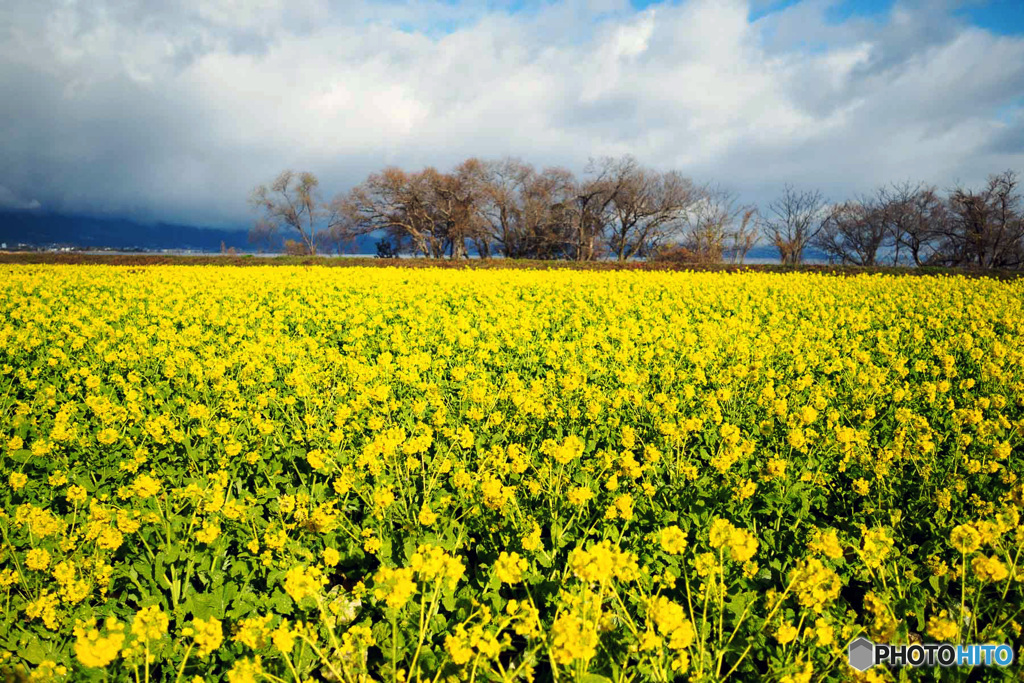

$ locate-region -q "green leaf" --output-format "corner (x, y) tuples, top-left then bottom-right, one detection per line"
(21, 636), (48, 666)
(270, 589), (293, 614)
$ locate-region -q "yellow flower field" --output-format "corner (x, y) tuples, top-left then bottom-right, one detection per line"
(1, 265), (1023, 682)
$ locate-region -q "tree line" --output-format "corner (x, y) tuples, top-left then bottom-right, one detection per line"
(249, 157), (1023, 269)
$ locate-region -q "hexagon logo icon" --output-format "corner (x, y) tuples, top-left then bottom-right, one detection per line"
(848, 637), (875, 671)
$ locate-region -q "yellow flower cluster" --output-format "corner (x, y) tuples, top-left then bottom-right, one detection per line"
(73, 617), (125, 668)
(972, 555), (1009, 582)
(569, 541), (640, 584)
(550, 613), (600, 665)
(860, 527), (894, 569)
(659, 526), (688, 555)
(789, 558), (842, 613)
(493, 551), (527, 584)
(283, 565), (325, 603)
(646, 596), (695, 653)
(950, 524), (982, 554)
(2, 265), (1023, 681)
(444, 623), (503, 665)
(408, 544), (464, 587)
(185, 617), (223, 658)
(708, 517), (759, 563)
(373, 567), (418, 610)
(131, 605), (168, 644)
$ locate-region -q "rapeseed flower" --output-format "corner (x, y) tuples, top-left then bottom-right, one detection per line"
(186, 617), (223, 658)
(132, 605), (169, 643)
(73, 617), (125, 668)
(494, 551), (527, 584)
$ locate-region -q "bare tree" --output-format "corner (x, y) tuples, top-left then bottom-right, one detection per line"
(607, 163), (698, 261)
(250, 171), (334, 256)
(329, 155), (697, 262)
(682, 186), (758, 264)
(478, 158), (534, 258)
(340, 161), (576, 260)
(731, 207), (759, 264)
(477, 160), (577, 259)
(316, 197), (362, 255)
(763, 185), (828, 265)
(814, 197), (888, 266)
(940, 171), (1024, 268)
(426, 159), (489, 259)
(876, 181), (945, 266)
(551, 157), (644, 261)
(563, 180), (608, 261)
(283, 239), (311, 256)
(681, 187), (728, 263)
(315, 219), (351, 255)
(579, 156), (699, 261)
(522, 167), (577, 259)
(337, 167), (442, 258)
(987, 170), (1024, 268)
(247, 218), (279, 253)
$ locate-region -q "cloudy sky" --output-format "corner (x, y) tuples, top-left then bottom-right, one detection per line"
(1, 0), (1022, 227)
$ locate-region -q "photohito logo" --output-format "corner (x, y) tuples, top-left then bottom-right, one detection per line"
(847, 637), (1014, 671)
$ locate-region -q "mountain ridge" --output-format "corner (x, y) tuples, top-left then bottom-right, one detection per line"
(0, 210), (380, 254)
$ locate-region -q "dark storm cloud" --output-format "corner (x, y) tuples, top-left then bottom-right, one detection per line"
(0, 0), (1021, 225)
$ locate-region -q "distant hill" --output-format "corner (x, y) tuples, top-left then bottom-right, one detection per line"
(0, 211), (251, 251)
(0, 211), (380, 254)
(0, 210), (824, 263)
(736, 244), (827, 265)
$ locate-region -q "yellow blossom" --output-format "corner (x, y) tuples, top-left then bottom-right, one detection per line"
(73, 617), (125, 668)
(494, 551), (527, 584)
(660, 526), (688, 555)
(188, 617), (223, 658)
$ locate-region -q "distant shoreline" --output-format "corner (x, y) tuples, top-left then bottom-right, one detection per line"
(1, 251), (1020, 278)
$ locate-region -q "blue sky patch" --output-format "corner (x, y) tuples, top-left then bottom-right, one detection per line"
(740, 0), (1023, 33)
(955, 1), (1024, 35)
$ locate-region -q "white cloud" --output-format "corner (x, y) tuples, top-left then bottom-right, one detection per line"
(0, 0), (1022, 226)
